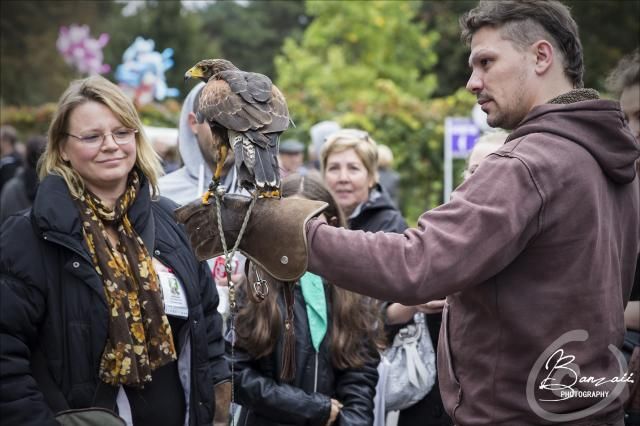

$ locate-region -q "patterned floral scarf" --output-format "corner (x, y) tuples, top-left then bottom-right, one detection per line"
(75, 171), (176, 387)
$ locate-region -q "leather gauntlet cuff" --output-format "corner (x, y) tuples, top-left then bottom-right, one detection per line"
(175, 194), (327, 282)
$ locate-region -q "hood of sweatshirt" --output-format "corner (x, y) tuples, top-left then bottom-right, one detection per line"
(507, 89), (640, 184)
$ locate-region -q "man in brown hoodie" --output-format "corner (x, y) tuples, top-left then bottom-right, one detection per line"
(303, 2), (639, 425)
(178, 1), (640, 424)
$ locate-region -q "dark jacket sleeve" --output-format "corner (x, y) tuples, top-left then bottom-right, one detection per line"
(198, 255), (231, 385)
(334, 352), (380, 425)
(0, 217), (58, 426)
(230, 347), (331, 425)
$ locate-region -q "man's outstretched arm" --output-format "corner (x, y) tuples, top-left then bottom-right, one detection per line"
(307, 153), (543, 304)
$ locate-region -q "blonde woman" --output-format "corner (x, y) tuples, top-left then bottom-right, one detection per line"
(0, 76), (229, 426)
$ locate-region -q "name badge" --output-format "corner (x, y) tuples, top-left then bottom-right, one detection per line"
(158, 271), (189, 318)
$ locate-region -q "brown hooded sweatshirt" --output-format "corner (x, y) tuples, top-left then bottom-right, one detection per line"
(307, 93), (640, 425)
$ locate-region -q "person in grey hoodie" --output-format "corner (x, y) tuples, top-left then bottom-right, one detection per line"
(159, 83), (246, 325)
(159, 83), (243, 205)
(181, 1), (640, 425)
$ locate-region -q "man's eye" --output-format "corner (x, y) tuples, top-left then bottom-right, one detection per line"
(480, 58), (491, 67)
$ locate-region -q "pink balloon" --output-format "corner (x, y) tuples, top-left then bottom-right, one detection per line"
(57, 24), (111, 75)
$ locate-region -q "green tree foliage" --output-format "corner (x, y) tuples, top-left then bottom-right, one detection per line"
(103, 0), (221, 104)
(417, 0), (477, 97)
(418, 0), (640, 97)
(0, 0), (117, 106)
(200, 0), (307, 78)
(276, 0), (475, 221)
(564, 0), (640, 91)
(0, 0), (221, 108)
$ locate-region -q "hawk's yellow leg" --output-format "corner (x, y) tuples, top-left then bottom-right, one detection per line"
(259, 190), (281, 198)
(202, 145), (229, 204)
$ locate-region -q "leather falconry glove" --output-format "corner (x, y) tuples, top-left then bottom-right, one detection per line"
(174, 194), (327, 282)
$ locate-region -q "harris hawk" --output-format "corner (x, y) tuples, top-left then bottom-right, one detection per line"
(184, 59), (290, 202)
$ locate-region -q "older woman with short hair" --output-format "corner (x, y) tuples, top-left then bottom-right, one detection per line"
(320, 128), (451, 425)
(0, 75), (229, 426)
(320, 129), (405, 232)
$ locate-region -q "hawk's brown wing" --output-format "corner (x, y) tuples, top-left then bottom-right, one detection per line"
(199, 79), (255, 133)
(264, 84), (290, 134)
(197, 68), (290, 192)
(199, 71), (289, 146)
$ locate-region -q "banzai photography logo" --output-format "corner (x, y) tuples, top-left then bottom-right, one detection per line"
(526, 329), (634, 423)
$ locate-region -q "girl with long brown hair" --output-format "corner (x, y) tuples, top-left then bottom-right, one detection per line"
(229, 171), (382, 425)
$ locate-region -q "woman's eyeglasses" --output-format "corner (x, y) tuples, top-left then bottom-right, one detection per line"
(65, 129), (138, 146)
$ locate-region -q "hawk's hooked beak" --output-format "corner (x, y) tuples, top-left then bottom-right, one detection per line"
(185, 66), (204, 82)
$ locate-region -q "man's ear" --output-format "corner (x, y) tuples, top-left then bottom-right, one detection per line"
(532, 39), (554, 76)
(188, 112), (198, 133)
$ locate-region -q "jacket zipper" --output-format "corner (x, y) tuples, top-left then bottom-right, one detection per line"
(314, 352), (319, 392)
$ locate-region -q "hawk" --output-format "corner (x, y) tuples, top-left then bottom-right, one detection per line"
(184, 59), (290, 202)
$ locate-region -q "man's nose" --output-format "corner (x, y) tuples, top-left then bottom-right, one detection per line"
(466, 71), (483, 94)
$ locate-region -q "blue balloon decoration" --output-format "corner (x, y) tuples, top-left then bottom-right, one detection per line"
(115, 37), (179, 105)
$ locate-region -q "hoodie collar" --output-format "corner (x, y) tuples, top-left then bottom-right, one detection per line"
(547, 88), (599, 105)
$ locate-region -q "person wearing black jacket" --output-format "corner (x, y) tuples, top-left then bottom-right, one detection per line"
(228, 173), (381, 425)
(0, 75), (230, 426)
(0, 134), (46, 223)
(320, 128), (450, 425)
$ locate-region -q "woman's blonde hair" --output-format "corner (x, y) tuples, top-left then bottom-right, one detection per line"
(39, 75), (163, 199)
(320, 128), (379, 183)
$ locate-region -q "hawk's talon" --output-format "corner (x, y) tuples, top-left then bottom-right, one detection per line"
(201, 190), (213, 205)
(202, 180), (221, 205)
(258, 190), (281, 199)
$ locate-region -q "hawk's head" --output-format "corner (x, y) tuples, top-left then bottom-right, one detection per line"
(184, 59), (238, 82)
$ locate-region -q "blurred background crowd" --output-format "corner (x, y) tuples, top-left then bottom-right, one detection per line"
(1, 0), (638, 225)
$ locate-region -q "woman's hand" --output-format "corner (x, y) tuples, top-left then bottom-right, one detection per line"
(415, 299), (446, 314)
(386, 299), (446, 325)
(326, 398), (343, 426)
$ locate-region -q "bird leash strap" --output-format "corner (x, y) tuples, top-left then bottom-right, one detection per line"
(213, 187), (257, 426)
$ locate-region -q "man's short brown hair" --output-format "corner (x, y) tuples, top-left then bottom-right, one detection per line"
(460, 0), (584, 88)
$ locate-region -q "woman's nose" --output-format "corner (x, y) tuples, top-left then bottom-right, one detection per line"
(337, 168), (350, 181)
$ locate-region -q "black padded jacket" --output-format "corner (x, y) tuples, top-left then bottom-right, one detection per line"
(0, 174), (229, 426)
(228, 283), (380, 425)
